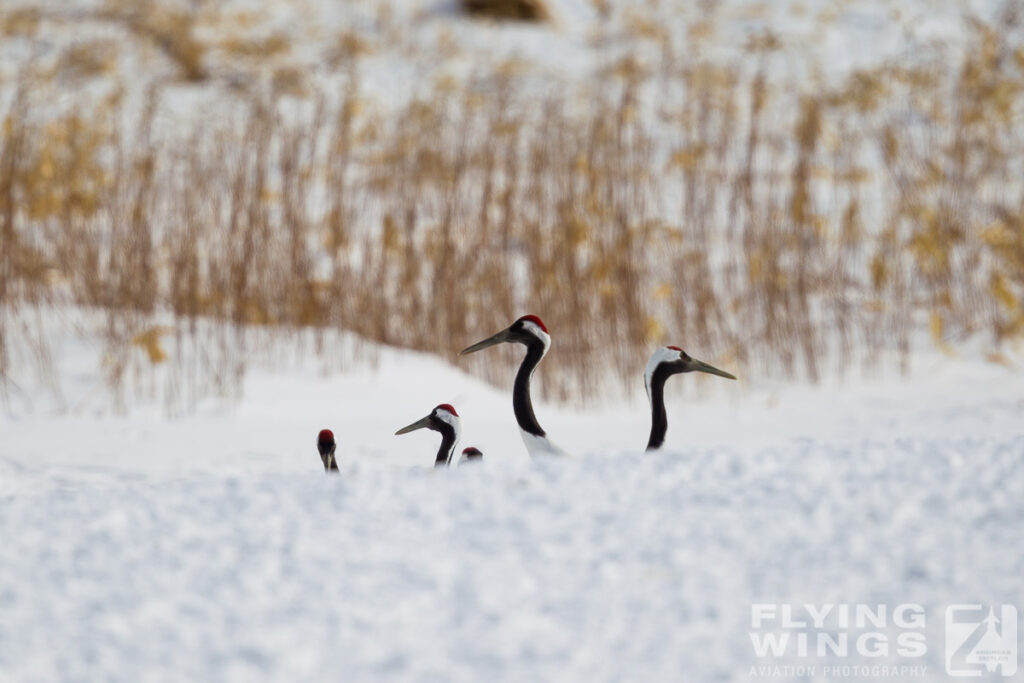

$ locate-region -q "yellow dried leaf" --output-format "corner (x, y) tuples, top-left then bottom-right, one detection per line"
(132, 326), (170, 364)
(669, 147), (702, 171)
(980, 221), (1012, 248)
(929, 311), (943, 343)
(989, 273), (1019, 312)
(870, 254), (888, 291)
(929, 312), (955, 355)
(644, 316), (663, 343)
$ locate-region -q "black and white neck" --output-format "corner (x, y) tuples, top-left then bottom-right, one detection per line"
(432, 406), (462, 466)
(511, 317), (551, 442)
(461, 314), (564, 457)
(644, 346), (737, 452)
(395, 404), (462, 467)
(644, 348), (679, 451)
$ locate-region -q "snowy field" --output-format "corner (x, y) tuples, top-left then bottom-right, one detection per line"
(2, 0), (1023, 680)
(1, 324), (1023, 682)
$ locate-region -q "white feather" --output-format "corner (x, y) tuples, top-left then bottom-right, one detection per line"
(520, 320), (551, 355)
(644, 347), (683, 399)
(520, 430), (570, 457)
(433, 407), (462, 462)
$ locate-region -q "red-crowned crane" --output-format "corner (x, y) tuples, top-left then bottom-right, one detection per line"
(460, 315), (566, 458)
(644, 346), (736, 452)
(316, 429), (339, 472)
(395, 404), (462, 467)
(458, 447), (484, 465)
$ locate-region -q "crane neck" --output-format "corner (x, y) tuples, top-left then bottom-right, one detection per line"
(646, 365), (673, 451)
(435, 422), (459, 467)
(513, 338), (548, 438)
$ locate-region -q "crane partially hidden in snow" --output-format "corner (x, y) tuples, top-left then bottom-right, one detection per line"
(395, 404), (462, 467)
(460, 315), (567, 458)
(316, 429), (338, 472)
(644, 346), (736, 452)
(458, 447), (484, 465)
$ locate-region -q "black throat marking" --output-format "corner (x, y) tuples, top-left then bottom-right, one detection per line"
(646, 364), (677, 451)
(435, 421), (459, 467)
(513, 338), (547, 438)
(318, 441), (338, 471)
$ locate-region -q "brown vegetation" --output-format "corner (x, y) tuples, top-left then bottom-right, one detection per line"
(0, 2), (1022, 411)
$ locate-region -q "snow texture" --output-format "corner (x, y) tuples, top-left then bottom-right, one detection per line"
(1, 325), (1022, 681)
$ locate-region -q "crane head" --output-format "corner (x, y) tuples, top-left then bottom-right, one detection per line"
(461, 446), (484, 460)
(395, 404), (460, 435)
(460, 314), (550, 355)
(317, 429), (336, 457)
(645, 345), (736, 396)
(317, 428), (338, 471)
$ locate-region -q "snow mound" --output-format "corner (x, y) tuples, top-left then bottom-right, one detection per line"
(1, 429), (1022, 681)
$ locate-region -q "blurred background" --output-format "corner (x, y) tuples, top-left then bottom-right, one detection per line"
(1, 0), (1022, 413)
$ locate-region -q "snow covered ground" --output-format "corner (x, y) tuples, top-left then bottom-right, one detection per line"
(1, 323), (1022, 682)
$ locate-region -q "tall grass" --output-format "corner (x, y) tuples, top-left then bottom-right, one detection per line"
(1, 1), (1022, 410)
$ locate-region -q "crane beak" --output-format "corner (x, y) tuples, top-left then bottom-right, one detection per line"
(460, 328), (511, 355)
(395, 415), (432, 435)
(689, 358), (737, 380)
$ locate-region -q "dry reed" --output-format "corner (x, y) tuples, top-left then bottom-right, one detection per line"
(1, 1), (1022, 411)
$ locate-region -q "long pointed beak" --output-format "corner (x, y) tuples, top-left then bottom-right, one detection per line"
(460, 328), (511, 355)
(690, 358), (737, 380)
(395, 415), (432, 435)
